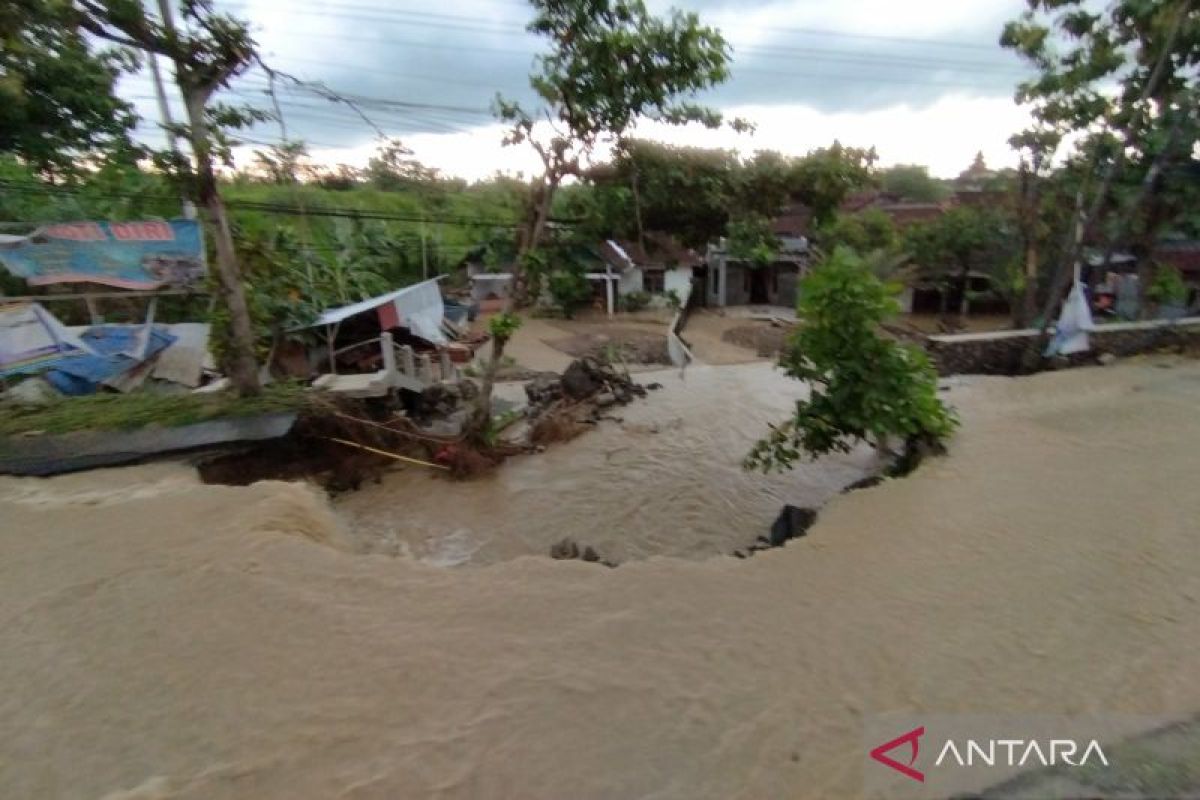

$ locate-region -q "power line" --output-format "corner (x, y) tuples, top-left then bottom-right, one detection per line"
(221, 0), (1005, 52)
(244, 23), (1023, 75)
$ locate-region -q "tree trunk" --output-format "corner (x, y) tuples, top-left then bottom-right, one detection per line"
(470, 333), (510, 441)
(182, 90), (260, 396)
(511, 173), (559, 308)
(630, 163), (646, 254)
(1016, 163), (1040, 328)
(1020, 237), (1039, 328)
(1133, 192), (1170, 318)
(958, 262), (971, 319)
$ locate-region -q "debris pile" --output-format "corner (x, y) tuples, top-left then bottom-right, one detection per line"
(0, 302), (214, 400)
(524, 356), (649, 410)
(518, 356), (654, 446)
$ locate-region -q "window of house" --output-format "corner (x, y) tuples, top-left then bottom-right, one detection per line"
(644, 269), (665, 294)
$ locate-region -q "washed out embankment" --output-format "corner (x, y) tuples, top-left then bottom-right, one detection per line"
(2, 358), (1199, 799)
(335, 361), (880, 564)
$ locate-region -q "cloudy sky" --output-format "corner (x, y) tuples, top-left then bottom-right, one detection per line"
(121, 0), (1040, 180)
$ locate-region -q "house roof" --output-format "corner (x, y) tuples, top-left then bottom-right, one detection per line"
(606, 232), (702, 269)
(1158, 240), (1200, 274)
(770, 204), (814, 237)
(300, 277), (448, 345)
(878, 202), (947, 227)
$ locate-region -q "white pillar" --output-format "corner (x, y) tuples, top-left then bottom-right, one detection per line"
(606, 276), (615, 317)
(380, 331), (396, 377)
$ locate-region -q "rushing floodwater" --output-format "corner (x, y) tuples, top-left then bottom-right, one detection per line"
(336, 362), (879, 565)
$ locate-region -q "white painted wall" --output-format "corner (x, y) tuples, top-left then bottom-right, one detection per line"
(618, 267), (644, 296)
(664, 267), (692, 297)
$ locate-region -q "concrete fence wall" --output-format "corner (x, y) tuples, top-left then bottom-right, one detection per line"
(667, 282), (695, 368)
(925, 317), (1200, 375)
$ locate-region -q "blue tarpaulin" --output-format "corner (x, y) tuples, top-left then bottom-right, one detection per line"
(43, 325), (177, 395)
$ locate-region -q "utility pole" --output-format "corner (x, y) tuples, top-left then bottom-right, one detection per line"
(148, 0), (195, 220)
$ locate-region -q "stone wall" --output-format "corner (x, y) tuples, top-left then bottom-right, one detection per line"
(926, 317), (1200, 375)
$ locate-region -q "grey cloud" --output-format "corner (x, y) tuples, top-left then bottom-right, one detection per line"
(210, 0), (1032, 150)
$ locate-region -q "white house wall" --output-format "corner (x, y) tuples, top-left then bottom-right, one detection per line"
(618, 267), (644, 296)
(664, 267), (692, 298)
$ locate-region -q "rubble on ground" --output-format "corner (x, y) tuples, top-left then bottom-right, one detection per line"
(524, 356), (648, 410)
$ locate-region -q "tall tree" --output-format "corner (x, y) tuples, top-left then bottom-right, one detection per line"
(744, 247), (956, 471)
(584, 139), (740, 246)
(0, 0), (140, 176)
(252, 139), (310, 184)
(879, 164), (948, 202)
(363, 137), (441, 190)
(72, 0), (265, 394)
(819, 208), (899, 256)
(786, 142), (878, 228)
(905, 206), (1016, 318)
(1002, 0), (1199, 334)
(497, 0), (737, 304)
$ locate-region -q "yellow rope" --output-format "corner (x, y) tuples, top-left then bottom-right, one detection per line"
(324, 436), (450, 471)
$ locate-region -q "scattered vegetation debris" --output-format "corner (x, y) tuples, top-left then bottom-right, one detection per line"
(0, 382), (309, 438)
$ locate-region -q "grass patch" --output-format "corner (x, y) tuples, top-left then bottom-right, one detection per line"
(0, 382), (312, 437)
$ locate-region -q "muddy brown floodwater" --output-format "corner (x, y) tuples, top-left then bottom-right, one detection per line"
(336, 362), (879, 564)
(3, 359), (1199, 799)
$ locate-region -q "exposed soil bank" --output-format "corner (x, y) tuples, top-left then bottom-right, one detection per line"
(2, 358), (1199, 799)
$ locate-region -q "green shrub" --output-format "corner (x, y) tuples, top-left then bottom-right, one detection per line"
(744, 247), (956, 471)
(1147, 264), (1188, 306)
(620, 291), (652, 312)
(547, 268), (592, 318)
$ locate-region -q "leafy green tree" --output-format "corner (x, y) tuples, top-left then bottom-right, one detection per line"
(586, 139), (740, 247)
(252, 139), (310, 184)
(1002, 0), (1199, 329)
(745, 247), (955, 471)
(546, 264), (592, 318)
(734, 149), (798, 219)
(497, 0), (738, 304)
(879, 164), (948, 202)
(726, 214), (779, 268)
(0, 0), (140, 176)
(471, 312), (523, 441)
(904, 206), (1015, 317)
(363, 137), (441, 190)
(73, 0), (267, 395)
(819, 208), (898, 255)
(787, 141), (878, 227)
